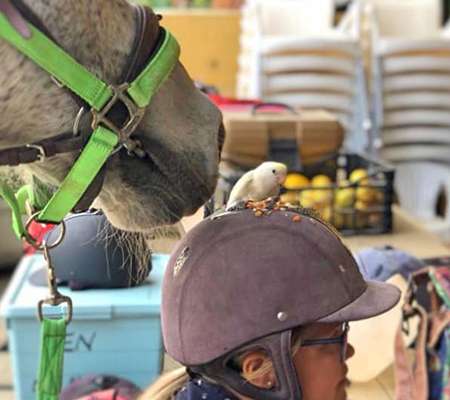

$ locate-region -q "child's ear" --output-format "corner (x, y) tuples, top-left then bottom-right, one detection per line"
(241, 351), (277, 389)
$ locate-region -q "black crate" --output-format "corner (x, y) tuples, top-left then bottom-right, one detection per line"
(207, 153), (395, 236)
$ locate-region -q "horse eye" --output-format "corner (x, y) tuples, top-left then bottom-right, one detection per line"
(272, 169), (276, 174)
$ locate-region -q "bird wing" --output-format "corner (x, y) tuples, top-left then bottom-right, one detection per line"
(226, 171), (254, 207)
(265, 184), (281, 199)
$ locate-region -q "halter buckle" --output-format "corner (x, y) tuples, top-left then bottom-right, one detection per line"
(91, 83), (145, 143)
(25, 144), (47, 162)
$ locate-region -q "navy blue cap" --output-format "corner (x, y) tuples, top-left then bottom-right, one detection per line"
(354, 245), (425, 282)
(176, 378), (238, 400)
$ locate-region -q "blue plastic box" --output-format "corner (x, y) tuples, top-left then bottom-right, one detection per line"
(0, 253), (169, 400)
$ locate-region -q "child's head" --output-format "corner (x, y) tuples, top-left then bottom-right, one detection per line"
(162, 205), (400, 400)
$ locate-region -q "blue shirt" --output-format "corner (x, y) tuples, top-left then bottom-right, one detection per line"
(175, 378), (238, 400)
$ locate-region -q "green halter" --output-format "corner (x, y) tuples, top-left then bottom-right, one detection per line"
(0, 9), (180, 239)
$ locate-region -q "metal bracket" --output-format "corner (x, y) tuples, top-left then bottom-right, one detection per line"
(26, 144), (47, 162)
(91, 83), (145, 143)
(37, 296), (73, 324)
(37, 241), (72, 324)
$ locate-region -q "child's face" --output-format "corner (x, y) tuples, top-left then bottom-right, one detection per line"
(293, 322), (354, 400)
(238, 322), (354, 400)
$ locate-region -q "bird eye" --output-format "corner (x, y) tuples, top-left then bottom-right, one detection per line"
(272, 169), (276, 174)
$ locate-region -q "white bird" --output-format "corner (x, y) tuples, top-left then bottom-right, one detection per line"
(226, 162), (287, 209)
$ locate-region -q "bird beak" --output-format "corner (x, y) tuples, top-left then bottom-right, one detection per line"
(277, 173), (287, 185)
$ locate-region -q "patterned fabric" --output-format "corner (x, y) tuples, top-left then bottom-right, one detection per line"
(429, 333), (447, 400)
(429, 267), (450, 400)
(74, 389), (131, 400)
(61, 375), (141, 400)
(433, 268), (450, 308)
(442, 328), (450, 400)
(394, 266), (450, 400)
(175, 378), (238, 400)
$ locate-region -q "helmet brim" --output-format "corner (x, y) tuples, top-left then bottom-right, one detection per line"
(318, 281), (401, 323)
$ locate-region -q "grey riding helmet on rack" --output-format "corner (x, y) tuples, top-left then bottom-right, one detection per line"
(162, 206), (401, 400)
(29, 210), (151, 290)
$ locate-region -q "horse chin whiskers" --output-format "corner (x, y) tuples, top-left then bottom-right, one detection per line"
(96, 221), (153, 284)
(147, 224), (183, 241)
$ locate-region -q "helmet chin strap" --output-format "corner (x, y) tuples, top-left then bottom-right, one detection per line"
(191, 330), (303, 400)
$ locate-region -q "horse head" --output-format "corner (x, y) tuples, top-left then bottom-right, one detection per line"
(0, 0), (223, 233)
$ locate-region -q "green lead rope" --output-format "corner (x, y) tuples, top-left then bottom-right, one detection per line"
(37, 319), (67, 400)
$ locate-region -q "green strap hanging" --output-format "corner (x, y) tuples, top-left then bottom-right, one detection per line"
(0, 182), (27, 238)
(37, 318), (66, 400)
(15, 185), (35, 214)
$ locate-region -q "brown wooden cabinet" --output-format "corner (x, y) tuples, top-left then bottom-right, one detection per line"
(159, 9), (241, 96)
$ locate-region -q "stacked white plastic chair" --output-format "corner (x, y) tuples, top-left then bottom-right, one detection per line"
(368, 0), (450, 241)
(237, 0), (370, 153)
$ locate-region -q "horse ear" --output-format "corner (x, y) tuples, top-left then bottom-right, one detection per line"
(0, 0), (31, 38)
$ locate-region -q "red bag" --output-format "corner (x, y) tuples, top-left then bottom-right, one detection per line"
(22, 221), (54, 255)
